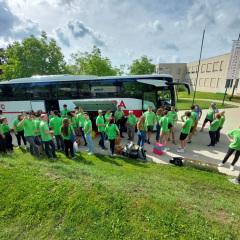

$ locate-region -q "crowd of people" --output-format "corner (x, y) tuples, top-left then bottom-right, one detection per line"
(0, 102), (239, 184)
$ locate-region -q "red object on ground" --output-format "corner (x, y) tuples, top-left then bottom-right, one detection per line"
(153, 142), (164, 156)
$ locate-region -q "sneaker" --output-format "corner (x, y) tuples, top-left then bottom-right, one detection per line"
(148, 140), (150, 144)
(16, 146), (20, 149)
(218, 163), (224, 167)
(177, 149), (184, 153)
(230, 165), (235, 171)
(86, 149), (90, 152)
(165, 148), (170, 151)
(105, 140), (109, 143)
(72, 157), (76, 159)
(188, 141), (191, 143)
(178, 147), (185, 150)
(102, 147), (108, 150)
(84, 143), (87, 146)
(228, 179), (239, 185)
(87, 152), (94, 155)
(111, 153), (117, 157)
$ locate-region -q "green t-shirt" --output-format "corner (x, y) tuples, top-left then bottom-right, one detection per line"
(39, 121), (52, 142)
(143, 111), (156, 126)
(181, 118), (192, 134)
(2, 124), (10, 133)
(13, 119), (24, 132)
(105, 113), (112, 124)
(0, 124), (2, 134)
(190, 111), (198, 127)
(62, 125), (74, 140)
(96, 115), (105, 132)
(219, 116), (225, 128)
(77, 113), (86, 127)
(34, 119), (41, 136)
(159, 116), (173, 132)
(70, 116), (77, 128)
(168, 111), (178, 122)
(115, 110), (125, 122)
(49, 117), (63, 135)
(206, 108), (214, 121)
(137, 122), (147, 131)
(23, 119), (36, 137)
(209, 119), (220, 132)
(61, 109), (70, 119)
(105, 123), (119, 140)
(228, 129), (240, 151)
(84, 119), (92, 135)
(49, 115), (54, 121)
(156, 115), (162, 124)
(127, 115), (137, 126)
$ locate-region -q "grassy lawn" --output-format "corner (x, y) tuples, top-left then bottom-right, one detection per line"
(177, 99), (238, 110)
(0, 150), (240, 239)
(178, 91), (240, 103)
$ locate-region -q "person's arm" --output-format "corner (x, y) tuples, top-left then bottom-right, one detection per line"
(199, 109), (202, 119)
(0, 130), (5, 139)
(12, 125), (18, 135)
(181, 115), (184, 122)
(86, 126), (92, 135)
(227, 133), (235, 143)
(17, 116), (28, 127)
(107, 113), (112, 121)
(117, 129), (120, 136)
(45, 129), (54, 135)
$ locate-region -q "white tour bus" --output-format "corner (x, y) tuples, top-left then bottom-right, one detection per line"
(0, 74), (190, 128)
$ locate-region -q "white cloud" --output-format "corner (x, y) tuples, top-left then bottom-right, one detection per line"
(136, 20), (163, 34)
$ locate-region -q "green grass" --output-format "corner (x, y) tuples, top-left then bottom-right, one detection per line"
(0, 150), (240, 239)
(177, 99), (237, 110)
(178, 91), (240, 103)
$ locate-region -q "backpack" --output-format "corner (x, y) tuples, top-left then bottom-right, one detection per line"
(138, 147), (147, 160)
(169, 157), (183, 166)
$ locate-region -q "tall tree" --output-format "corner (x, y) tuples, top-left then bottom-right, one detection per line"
(128, 56), (156, 75)
(1, 31), (68, 81)
(68, 46), (124, 76)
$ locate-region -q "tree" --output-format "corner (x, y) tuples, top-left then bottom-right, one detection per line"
(1, 31), (68, 81)
(68, 46), (124, 76)
(128, 55), (156, 75)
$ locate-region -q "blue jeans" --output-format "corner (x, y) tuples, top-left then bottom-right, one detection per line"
(137, 130), (146, 147)
(156, 123), (161, 141)
(85, 134), (94, 153)
(25, 136), (40, 157)
(43, 139), (56, 158)
(80, 127), (87, 144)
(55, 135), (64, 151)
(99, 131), (106, 148)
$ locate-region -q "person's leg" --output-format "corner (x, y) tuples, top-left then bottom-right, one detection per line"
(64, 139), (69, 157)
(25, 136), (39, 156)
(110, 139), (115, 154)
(86, 134), (94, 153)
(159, 131), (164, 144)
(141, 131), (146, 147)
(69, 140), (74, 157)
(16, 132), (21, 146)
(231, 150), (240, 166)
(43, 141), (51, 158)
(80, 127), (87, 145)
(127, 125), (131, 140)
(216, 127), (222, 142)
(137, 131), (141, 146)
(165, 132), (169, 149)
(21, 131), (27, 146)
(130, 126), (135, 141)
(49, 139), (56, 158)
(209, 131), (215, 146)
(172, 130), (176, 144)
(55, 135), (61, 151)
(0, 135), (7, 153)
(8, 133), (13, 151)
(200, 118), (208, 131)
(99, 131), (106, 149)
(222, 148), (235, 164)
(156, 123), (160, 141)
(59, 136), (65, 151)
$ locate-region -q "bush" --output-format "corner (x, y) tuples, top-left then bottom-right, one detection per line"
(178, 85), (186, 92)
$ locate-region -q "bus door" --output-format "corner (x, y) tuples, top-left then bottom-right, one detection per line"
(45, 100), (60, 114)
(142, 91), (157, 112)
(30, 100), (46, 113)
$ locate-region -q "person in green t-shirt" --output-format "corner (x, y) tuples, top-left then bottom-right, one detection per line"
(1, 117), (13, 151)
(127, 110), (137, 141)
(218, 125), (240, 171)
(76, 107), (87, 146)
(61, 104), (70, 119)
(67, 112), (77, 134)
(105, 118), (120, 156)
(49, 110), (64, 151)
(48, 111), (54, 122)
(159, 110), (173, 151)
(40, 114), (56, 158)
(34, 113), (43, 155)
(168, 106), (178, 145)
(216, 111), (225, 143)
(177, 111), (191, 153)
(83, 112), (94, 155)
(61, 118), (76, 159)
(200, 103), (218, 132)
(143, 106), (156, 144)
(74, 107), (80, 136)
(17, 110), (40, 157)
(137, 116), (147, 147)
(207, 113), (221, 147)
(114, 105), (125, 138)
(96, 110), (108, 150)
(0, 120), (6, 153)
(155, 108), (163, 141)
(12, 114), (27, 148)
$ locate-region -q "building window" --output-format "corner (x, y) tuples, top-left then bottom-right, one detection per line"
(216, 78), (220, 88)
(187, 67), (191, 74)
(210, 78), (217, 87)
(207, 63), (213, 72)
(201, 64), (206, 73)
(205, 78), (210, 87)
(199, 78), (204, 86)
(175, 68), (181, 75)
(225, 79), (233, 88)
(213, 62), (219, 71)
(192, 66), (196, 73)
(220, 61), (224, 71)
(235, 79), (239, 89)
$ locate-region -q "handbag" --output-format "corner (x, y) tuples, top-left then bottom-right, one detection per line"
(70, 127), (77, 143)
(114, 124), (121, 145)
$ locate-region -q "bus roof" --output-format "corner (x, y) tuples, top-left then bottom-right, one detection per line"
(0, 74), (173, 84)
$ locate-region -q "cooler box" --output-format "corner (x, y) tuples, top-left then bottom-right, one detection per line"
(153, 142), (164, 156)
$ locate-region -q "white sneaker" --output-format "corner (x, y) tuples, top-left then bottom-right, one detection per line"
(111, 153), (117, 157)
(218, 163), (224, 167)
(177, 149), (184, 153)
(105, 140), (109, 143)
(165, 148), (170, 151)
(230, 165), (235, 171)
(87, 152), (94, 155)
(228, 179), (239, 185)
(16, 146), (20, 149)
(178, 147), (185, 150)
(86, 149), (90, 152)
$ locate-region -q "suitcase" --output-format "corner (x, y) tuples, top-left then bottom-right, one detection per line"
(153, 142), (164, 156)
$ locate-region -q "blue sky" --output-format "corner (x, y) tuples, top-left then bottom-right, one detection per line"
(0, 0), (239, 69)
